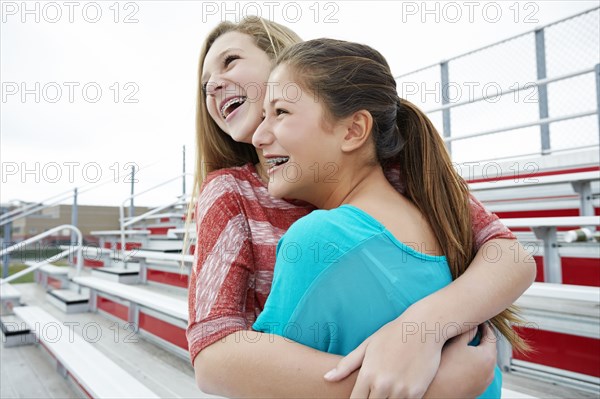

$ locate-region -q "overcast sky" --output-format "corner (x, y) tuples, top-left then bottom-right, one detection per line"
(1, 0), (598, 207)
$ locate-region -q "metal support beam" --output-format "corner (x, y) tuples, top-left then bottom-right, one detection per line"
(595, 64), (600, 143)
(129, 165), (135, 218)
(138, 259), (147, 285)
(532, 226), (562, 283)
(182, 145), (186, 196)
(1, 207), (11, 279)
(128, 303), (140, 333)
(535, 28), (551, 154)
(70, 188), (78, 245)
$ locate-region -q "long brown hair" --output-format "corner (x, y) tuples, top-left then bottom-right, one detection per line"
(277, 38), (528, 352)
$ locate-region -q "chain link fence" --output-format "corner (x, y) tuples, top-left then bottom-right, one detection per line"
(395, 7), (600, 164)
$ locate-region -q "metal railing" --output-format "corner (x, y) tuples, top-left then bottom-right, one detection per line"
(395, 6), (600, 162)
(118, 173), (192, 266)
(0, 224), (83, 285)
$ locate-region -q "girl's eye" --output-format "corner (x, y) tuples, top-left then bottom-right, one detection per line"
(276, 109), (288, 116)
(224, 54), (240, 67)
(201, 82), (208, 95)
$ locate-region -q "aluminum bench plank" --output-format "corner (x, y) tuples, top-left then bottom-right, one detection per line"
(13, 305), (160, 398)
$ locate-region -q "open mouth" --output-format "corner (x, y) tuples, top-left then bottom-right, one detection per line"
(265, 156), (290, 169)
(220, 96), (247, 119)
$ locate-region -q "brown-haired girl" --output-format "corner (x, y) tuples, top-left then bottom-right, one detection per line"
(188, 17), (535, 398)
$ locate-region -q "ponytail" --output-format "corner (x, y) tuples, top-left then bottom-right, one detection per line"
(396, 98), (529, 353)
(276, 38), (529, 353)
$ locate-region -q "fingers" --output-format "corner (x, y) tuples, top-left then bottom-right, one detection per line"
(324, 341), (368, 382)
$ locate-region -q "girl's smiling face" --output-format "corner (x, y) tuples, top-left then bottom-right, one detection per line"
(253, 65), (347, 206)
(202, 31), (273, 144)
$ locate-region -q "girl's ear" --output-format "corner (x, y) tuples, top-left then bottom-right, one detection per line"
(340, 110), (373, 153)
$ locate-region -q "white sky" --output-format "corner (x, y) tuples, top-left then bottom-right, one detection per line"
(1, 0), (598, 207)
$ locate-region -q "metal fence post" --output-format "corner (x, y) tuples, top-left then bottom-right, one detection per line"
(595, 64), (600, 143)
(129, 165), (135, 218)
(182, 145), (186, 196)
(535, 28), (551, 155)
(1, 208), (11, 278)
(70, 189), (78, 264)
(440, 61), (452, 155)
(70, 188), (78, 241)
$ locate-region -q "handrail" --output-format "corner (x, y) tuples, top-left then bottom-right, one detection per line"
(0, 224), (83, 285)
(118, 173), (193, 266)
(423, 67), (596, 114)
(444, 109), (598, 143)
(463, 144), (600, 165)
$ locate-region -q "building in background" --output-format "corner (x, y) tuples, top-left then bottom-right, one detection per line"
(7, 203), (150, 244)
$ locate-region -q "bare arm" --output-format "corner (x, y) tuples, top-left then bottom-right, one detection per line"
(194, 332), (354, 398)
(194, 328), (495, 398)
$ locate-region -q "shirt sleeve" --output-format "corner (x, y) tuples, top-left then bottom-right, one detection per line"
(469, 193), (516, 251)
(186, 173), (255, 364)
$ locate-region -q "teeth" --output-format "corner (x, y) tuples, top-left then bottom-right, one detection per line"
(220, 97), (246, 119)
(265, 157), (289, 167)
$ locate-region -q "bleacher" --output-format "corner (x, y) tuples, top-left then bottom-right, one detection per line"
(2, 7), (600, 398)
(1, 147), (597, 398)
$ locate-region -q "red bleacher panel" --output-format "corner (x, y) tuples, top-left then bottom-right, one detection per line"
(147, 226), (175, 235)
(138, 311), (188, 350)
(513, 326), (600, 378)
(97, 296), (128, 322)
(47, 277), (62, 289)
(83, 259), (104, 268)
(147, 269), (188, 288)
(115, 242), (143, 251)
(533, 256), (599, 287)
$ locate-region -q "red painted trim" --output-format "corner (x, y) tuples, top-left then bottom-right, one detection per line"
(84, 259), (104, 268)
(97, 296), (129, 322)
(147, 226), (175, 235)
(513, 327), (600, 377)
(160, 217), (170, 223)
(103, 242), (112, 249)
(498, 208), (600, 232)
(485, 194), (577, 204)
(467, 166), (600, 184)
(189, 245), (196, 255)
(147, 269), (189, 288)
(498, 209), (580, 218)
(47, 276), (63, 289)
(115, 242), (143, 251)
(38, 340), (57, 361)
(138, 311), (188, 350)
(37, 341), (93, 398)
(67, 371), (94, 399)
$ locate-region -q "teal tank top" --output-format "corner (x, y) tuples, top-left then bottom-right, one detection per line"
(254, 205), (501, 398)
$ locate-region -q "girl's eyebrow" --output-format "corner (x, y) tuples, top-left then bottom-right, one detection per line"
(269, 97), (284, 105)
(201, 47), (244, 82)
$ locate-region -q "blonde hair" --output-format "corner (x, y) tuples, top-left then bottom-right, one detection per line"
(183, 17), (301, 257)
